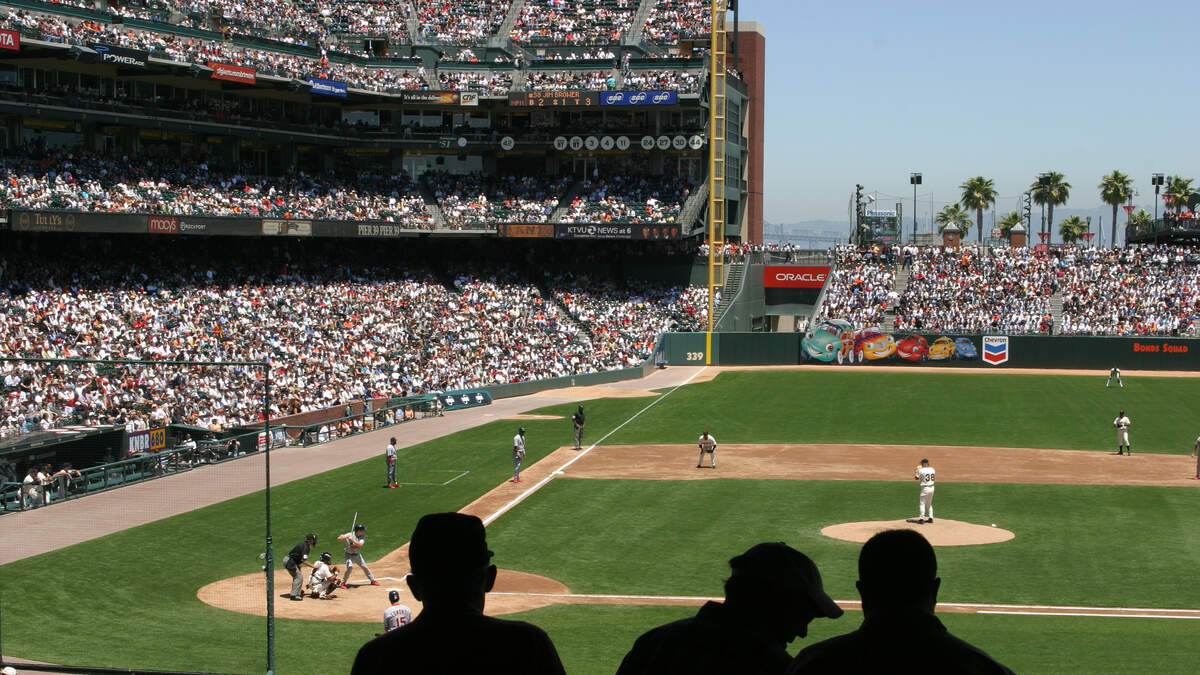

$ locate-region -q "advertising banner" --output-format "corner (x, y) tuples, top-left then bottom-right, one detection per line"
(555, 223), (635, 239)
(635, 225), (682, 240)
(306, 77), (347, 98)
(763, 266), (830, 289)
(147, 215), (179, 234)
(209, 62), (256, 84)
(398, 91), (477, 105)
(91, 43), (149, 69)
(262, 219), (312, 236)
(127, 427), (167, 454)
(599, 90), (678, 106)
(499, 223), (555, 238)
(0, 29), (20, 51)
(439, 389), (492, 411)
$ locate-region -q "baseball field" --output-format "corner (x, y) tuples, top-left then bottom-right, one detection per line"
(2, 366), (1199, 674)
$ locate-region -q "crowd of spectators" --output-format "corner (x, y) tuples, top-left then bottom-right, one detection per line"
(893, 247), (1056, 334)
(643, 0), (710, 43)
(0, 144), (434, 224)
(814, 246), (897, 328)
(560, 175), (691, 224)
(426, 173), (570, 227)
(414, 0), (509, 44)
(622, 69), (702, 93)
(524, 69), (615, 91)
(1, 9), (427, 94)
(1059, 245), (1200, 335)
(511, 0), (636, 44)
(436, 69), (513, 95)
(1, 238), (705, 439)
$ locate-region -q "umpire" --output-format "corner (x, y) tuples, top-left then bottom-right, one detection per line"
(285, 533), (318, 601)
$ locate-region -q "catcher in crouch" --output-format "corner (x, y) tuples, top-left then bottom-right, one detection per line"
(308, 552), (342, 599)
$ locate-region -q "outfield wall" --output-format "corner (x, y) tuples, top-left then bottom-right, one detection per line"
(659, 332), (1200, 370)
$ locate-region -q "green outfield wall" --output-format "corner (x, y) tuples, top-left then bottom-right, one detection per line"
(659, 332), (1200, 370)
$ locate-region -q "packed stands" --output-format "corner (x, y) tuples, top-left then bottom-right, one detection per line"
(524, 69), (615, 91)
(622, 69), (702, 93)
(815, 245), (897, 328)
(511, 0), (637, 44)
(0, 145), (433, 224)
(426, 172), (570, 227)
(560, 175), (692, 224)
(1059, 245), (1200, 335)
(643, 0), (710, 43)
(0, 237), (704, 437)
(414, 0), (509, 44)
(437, 69), (513, 95)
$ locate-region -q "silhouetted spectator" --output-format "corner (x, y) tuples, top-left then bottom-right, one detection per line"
(350, 513), (565, 675)
(616, 542), (844, 675)
(787, 529), (1014, 674)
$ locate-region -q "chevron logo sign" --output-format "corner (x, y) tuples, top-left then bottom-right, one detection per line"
(982, 336), (1009, 365)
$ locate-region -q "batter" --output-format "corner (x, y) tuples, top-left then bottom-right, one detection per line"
(338, 524), (379, 587)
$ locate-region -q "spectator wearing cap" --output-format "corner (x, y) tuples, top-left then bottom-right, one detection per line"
(616, 542), (844, 675)
(350, 512), (565, 675)
(787, 529), (1014, 674)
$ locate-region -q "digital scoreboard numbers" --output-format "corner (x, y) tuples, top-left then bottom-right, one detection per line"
(508, 90), (599, 107)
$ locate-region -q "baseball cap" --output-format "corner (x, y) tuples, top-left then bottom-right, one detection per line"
(729, 542), (843, 618)
(409, 513), (494, 579)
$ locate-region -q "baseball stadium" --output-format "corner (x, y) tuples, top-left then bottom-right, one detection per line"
(2, 1), (1200, 674)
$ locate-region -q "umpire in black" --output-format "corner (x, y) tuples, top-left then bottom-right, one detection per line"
(285, 533), (317, 601)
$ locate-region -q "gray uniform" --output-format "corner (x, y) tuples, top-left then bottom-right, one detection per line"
(340, 529), (375, 585)
(513, 430), (526, 481)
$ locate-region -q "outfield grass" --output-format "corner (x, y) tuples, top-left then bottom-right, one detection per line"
(1, 370), (1197, 674)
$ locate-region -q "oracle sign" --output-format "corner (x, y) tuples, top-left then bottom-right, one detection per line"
(763, 266), (830, 289)
(208, 61), (256, 84)
(147, 215), (179, 234)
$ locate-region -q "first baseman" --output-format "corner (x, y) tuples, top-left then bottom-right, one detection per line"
(1106, 367), (1123, 388)
(383, 589), (412, 632)
(511, 426), (526, 483)
(1114, 410), (1132, 455)
(697, 431), (717, 468)
(338, 524), (379, 587)
(385, 437), (399, 489)
(915, 458), (935, 523)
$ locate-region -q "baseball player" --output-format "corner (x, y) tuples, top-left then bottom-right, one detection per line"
(697, 431), (717, 469)
(1106, 367), (1123, 388)
(383, 589), (412, 632)
(915, 458), (936, 523)
(385, 437), (399, 489)
(284, 533), (317, 601)
(511, 426), (526, 483)
(1193, 435), (1199, 479)
(308, 552), (341, 599)
(571, 406), (586, 450)
(338, 524), (379, 587)
(1114, 410), (1132, 455)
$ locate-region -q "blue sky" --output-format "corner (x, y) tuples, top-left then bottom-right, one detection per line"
(754, 1), (1200, 229)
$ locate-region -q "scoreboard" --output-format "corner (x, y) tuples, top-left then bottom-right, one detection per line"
(508, 91), (599, 107)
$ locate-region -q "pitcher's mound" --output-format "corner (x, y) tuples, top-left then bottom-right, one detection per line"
(822, 519), (1014, 546)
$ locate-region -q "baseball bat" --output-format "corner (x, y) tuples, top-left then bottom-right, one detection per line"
(351, 511), (358, 533)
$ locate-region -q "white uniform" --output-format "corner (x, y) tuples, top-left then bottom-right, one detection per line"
(1106, 367), (1123, 388)
(512, 432), (526, 481)
(1114, 415), (1131, 453)
(916, 465), (936, 521)
(383, 602), (412, 632)
(697, 433), (717, 468)
(308, 561), (338, 598)
(339, 530), (375, 585)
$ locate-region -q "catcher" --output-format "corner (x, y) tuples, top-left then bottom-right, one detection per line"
(308, 552), (342, 599)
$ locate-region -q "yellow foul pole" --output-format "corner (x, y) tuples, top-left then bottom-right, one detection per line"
(705, 0), (727, 365)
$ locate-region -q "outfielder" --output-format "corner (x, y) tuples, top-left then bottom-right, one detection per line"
(338, 524), (379, 587)
(385, 437), (399, 489)
(511, 426), (526, 483)
(1114, 410), (1132, 455)
(382, 589), (412, 632)
(1106, 367), (1123, 388)
(915, 458), (935, 523)
(308, 552), (341, 599)
(697, 431), (717, 469)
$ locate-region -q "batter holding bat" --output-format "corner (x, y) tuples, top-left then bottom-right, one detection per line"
(338, 520), (379, 587)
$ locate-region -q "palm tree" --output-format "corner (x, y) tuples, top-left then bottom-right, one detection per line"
(1058, 215), (1089, 244)
(997, 210), (1023, 239)
(935, 203), (972, 238)
(1164, 175), (1194, 214)
(1129, 208), (1152, 226)
(1031, 171), (1071, 236)
(959, 176), (998, 243)
(1098, 170), (1134, 249)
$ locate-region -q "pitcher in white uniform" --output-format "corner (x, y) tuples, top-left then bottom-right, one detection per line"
(915, 458), (936, 524)
(1114, 410), (1131, 455)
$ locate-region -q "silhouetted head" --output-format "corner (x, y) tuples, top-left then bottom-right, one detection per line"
(407, 513), (497, 610)
(724, 542), (843, 645)
(857, 529), (939, 615)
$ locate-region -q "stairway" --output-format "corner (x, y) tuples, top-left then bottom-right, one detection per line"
(405, 1), (423, 43)
(1049, 288), (1064, 335)
(713, 262), (743, 327)
(491, 0), (528, 47)
(624, 0), (657, 45)
(549, 180), (585, 222)
(675, 181), (708, 235)
(883, 265), (911, 332)
(539, 280), (597, 343)
(418, 182), (448, 229)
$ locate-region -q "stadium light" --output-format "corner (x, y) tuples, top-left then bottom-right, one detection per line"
(910, 173), (922, 243)
(1152, 173), (1164, 222)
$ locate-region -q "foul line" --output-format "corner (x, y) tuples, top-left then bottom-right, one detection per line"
(399, 470), (470, 486)
(486, 591), (1200, 619)
(482, 367), (709, 526)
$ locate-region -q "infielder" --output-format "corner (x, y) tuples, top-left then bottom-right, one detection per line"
(697, 431), (717, 469)
(572, 406), (586, 450)
(385, 437), (399, 489)
(383, 589), (412, 632)
(511, 426), (526, 483)
(1106, 367), (1123, 388)
(308, 552), (341, 599)
(338, 524), (379, 587)
(915, 458), (935, 523)
(1114, 410), (1132, 455)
